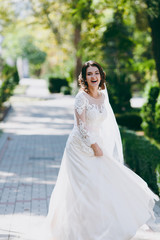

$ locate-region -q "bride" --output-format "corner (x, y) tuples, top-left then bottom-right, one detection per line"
(41, 60), (160, 240)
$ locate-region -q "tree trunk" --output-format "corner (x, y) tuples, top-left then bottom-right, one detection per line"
(74, 23), (82, 85)
(149, 16), (160, 84)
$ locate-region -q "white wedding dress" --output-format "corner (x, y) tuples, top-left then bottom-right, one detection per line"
(39, 90), (160, 240)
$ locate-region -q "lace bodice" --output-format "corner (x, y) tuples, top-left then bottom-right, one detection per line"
(72, 90), (107, 147)
(66, 88), (124, 162)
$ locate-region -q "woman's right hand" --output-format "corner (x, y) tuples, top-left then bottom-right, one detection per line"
(91, 143), (103, 157)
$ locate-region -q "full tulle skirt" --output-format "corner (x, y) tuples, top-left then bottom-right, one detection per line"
(29, 137), (160, 240)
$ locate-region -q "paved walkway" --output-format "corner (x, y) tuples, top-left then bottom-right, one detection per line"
(0, 78), (74, 239)
(0, 78), (160, 240)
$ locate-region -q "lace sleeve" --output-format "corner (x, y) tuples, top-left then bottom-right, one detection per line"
(74, 92), (96, 147)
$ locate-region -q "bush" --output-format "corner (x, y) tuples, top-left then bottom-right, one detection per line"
(0, 64), (19, 108)
(120, 127), (160, 195)
(13, 70), (20, 84)
(155, 94), (160, 141)
(107, 73), (132, 113)
(141, 82), (159, 138)
(2, 64), (20, 84)
(60, 86), (71, 95)
(0, 78), (14, 107)
(48, 77), (69, 93)
(116, 112), (142, 130)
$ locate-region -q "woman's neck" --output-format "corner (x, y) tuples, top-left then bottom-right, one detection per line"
(88, 88), (99, 98)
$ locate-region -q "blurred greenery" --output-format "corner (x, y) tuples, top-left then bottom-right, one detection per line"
(141, 82), (160, 141)
(0, 0), (160, 84)
(2, 31), (46, 77)
(101, 10), (134, 112)
(120, 127), (160, 195)
(60, 86), (72, 95)
(116, 112), (142, 131)
(0, 64), (19, 108)
(102, 10), (134, 73)
(48, 77), (69, 93)
(155, 94), (160, 141)
(107, 73), (132, 113)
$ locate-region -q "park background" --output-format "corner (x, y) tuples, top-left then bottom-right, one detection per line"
(0, 0), (160, 239)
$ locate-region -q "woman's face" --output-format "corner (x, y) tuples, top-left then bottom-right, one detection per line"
(86, 66), (101, 90)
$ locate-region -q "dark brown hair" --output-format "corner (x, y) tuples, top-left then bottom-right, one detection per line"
(78, 60), (106, 92)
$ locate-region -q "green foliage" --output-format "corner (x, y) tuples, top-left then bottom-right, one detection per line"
(141, 82), (159, 138)
(2, 64), (19, 84)
(0, 0), (16, 30)
(18, 35), (46, 77)
(0, 64), (19, 108)
(102, 10), (134, 72)
(2, 32), (46, 77)
(48, 77), (69, 93)
(0, 78), (14, 107)
(120, 127), (160, 195)
(2, 28), (24, 61)
(141, 0), (160, 19)
(107, 73), (132, 113)
(131, 30), (156, 90)
(116, 112), (142, 130)
(102, 10), (134, 113)
(1, 0), (160, 91)
(21, 36), (46, 65)
(155, 94), (160, 141)
(69, 0), (94, 25)
(60, 86), (71, 95)
(29, 0), (62, 44)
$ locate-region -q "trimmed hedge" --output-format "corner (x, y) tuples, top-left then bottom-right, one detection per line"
(116, 112), (142, 131)
(155, 94), (160, 141)
(107, 73), (132, 113)
(60, 86), (71, 95)
(141, 82), (160, 141)
(120, 127), (160, 196)
(48, 77), (69, 93)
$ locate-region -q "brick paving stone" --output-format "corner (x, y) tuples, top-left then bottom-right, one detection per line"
(0, 79), (74, 239)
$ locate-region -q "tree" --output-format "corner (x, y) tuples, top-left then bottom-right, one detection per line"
(67, 0), (95, 82)
(144, 0), (160, 84)
(21, 36), (46, 65)
(0, 0), (16, 30)
(29, 0), (62, 44)
(101, 10), (134, 112)
(2, 29), (46, 77)
(20, 35), (47, 76)
(29, 0), (101, 83)
(116, 0), (160, 84)
(102, 10), (134, 73)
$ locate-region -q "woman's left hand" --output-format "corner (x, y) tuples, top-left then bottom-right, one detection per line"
(91, 143), (103, 156)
